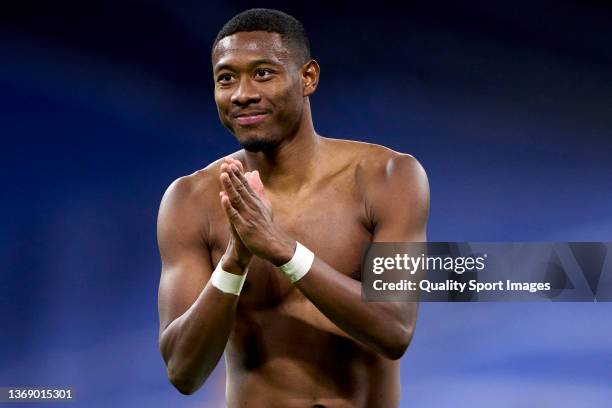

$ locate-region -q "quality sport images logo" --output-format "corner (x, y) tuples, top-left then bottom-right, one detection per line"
(362, 242), (611, 302)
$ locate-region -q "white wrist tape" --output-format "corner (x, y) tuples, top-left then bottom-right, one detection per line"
(211, 259), (247, 295)
(278, 241), (315, 283)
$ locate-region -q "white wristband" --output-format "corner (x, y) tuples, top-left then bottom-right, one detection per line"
(211, 259), (247, 295)
(278, 241), (315, 283)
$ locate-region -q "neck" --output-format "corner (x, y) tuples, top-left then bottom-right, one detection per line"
(244, 100), (320, 192)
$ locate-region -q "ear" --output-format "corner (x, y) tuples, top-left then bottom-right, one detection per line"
(301, 59), (320, 97)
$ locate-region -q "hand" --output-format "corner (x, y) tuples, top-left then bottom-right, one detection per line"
(219, 158), (255, 272)
(219, 161), (295, 266)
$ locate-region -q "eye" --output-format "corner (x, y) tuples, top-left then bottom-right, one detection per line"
(255, 68), (272, 79)
(217, 73), (234, 83)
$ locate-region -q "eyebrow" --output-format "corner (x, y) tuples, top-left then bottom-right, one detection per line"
(214, 58), (283, 73)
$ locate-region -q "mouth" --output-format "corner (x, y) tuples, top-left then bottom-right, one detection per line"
(233, 112), (269, 126)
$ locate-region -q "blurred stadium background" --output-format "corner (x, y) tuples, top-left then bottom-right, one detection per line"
(1, 1), (611, 406)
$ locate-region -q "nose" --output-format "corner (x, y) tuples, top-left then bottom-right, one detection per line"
(230, 77), (261, 106)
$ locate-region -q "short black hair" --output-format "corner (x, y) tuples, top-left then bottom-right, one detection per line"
(212, 8), (311, 64)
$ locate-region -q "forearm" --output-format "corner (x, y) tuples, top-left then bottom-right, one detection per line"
(217, 162), (419, 359)
(160, 261), (245, 394)
(294, 256), (417, 360)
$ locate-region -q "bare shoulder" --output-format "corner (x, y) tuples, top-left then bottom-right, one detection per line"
(157, 152), (242, 245)
(325, 138), (430, 238)
(160, 165), (218, 217)
(323, 137), (428, 188)
(159, 151), (246, 213)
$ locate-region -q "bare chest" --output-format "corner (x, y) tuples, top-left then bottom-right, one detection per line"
(208, 182), (371, 309)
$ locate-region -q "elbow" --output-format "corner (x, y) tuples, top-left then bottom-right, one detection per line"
(382, 343), (408, 361)
(382, 323), (415, 360)
(167, 367), (201, 395)
(171, 381), (196, 396)
(160, 332), (204, 395)
(166, 357), (205, 395)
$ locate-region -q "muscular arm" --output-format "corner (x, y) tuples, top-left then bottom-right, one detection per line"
(293, 154), (429, 359)
(157, 175), (245, 394)
(221, 154), (429, 359)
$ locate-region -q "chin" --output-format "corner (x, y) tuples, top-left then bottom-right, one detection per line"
(236, 132), (279, 152)
(240, 138), (279, 152)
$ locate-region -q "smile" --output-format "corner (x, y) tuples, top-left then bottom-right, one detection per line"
(234, 113), (268, 126)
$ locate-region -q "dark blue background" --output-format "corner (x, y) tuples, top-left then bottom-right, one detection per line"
(1, 1), (611, 406)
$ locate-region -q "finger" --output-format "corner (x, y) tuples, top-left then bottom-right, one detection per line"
(228, 164), (258, 203)
(250, 170), (272, 208)
(244, 171), (266, 202)
(219, 193), (243, 240)
(221, 194), (244, 225)
(244, 171), (255, 191)
(249, 170), (266, 200)
(231, 158), (244, 173)
(224, 157), (244, 173)
(221, 171), (247, 210)
(244, 172), (261, 199)
(229, 164), (258, 200)
(244, 172), (259, 195)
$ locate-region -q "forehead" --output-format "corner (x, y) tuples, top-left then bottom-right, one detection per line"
(212, 31), (291, 69)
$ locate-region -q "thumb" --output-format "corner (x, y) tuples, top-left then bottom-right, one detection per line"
(250, 170), (266, 200)
(246, 170), (266, 200)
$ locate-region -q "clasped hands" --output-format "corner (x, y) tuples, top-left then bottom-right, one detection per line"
(219, 158), (295, 271)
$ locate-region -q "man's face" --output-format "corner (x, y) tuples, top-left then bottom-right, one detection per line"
(212, 31), (305, 152)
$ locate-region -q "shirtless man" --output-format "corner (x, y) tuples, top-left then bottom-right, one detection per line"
(157, 8), (429, 408)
